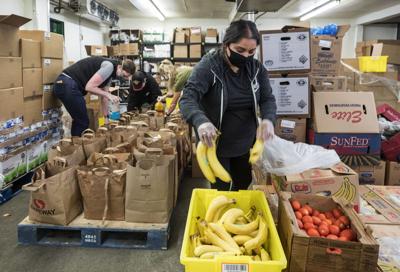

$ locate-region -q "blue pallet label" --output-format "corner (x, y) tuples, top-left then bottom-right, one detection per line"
(313, 133), (381, 155)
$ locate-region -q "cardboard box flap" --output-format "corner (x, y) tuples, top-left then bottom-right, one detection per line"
(337, 25), (350, 37)
(286, 163), (356, 182)
(313, 92), (379, 133)
(0, 14), (30, 27)
(330, 162), (357, 175)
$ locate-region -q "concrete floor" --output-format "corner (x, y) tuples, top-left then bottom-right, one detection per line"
(0, 175), (209, 272)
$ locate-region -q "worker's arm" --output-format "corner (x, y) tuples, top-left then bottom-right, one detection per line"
(166, 91), (181, 115)
(85, 61), (120, 103)
(146, 75), (162, 105)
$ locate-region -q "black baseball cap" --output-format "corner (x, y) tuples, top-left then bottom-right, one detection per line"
(132, 71), (146, 91)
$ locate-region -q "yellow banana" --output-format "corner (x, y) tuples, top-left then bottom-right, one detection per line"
(196, 217), (206, 237)
(218, 208), (244, 226)
(244, 206), (257, 222)
(200, 251), (239, 259)
(208, 223), (241, 251)
(205, 195), (235, 222)
(260, 247), (271, 261)
(204, 228), (242, 254)
(212, 206), (225, 223)
(207, 140), (231, 182)
(244, 217), (268, 252)
(194, 245), (223, 257)
(235, 216), (248, 225)
(254, 255), (261, 261)
(196, 142), (216, 183)
(223, 215), (260, 235)
(249, 230), (259, 238)
(253, 247), (261, 255)
(233, 235), (253, 246)
(249, 139), (264, 164)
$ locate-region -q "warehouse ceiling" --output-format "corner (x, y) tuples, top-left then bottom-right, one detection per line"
(99, 0), (400, 20)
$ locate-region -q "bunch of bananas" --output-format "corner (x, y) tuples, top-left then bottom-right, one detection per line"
(190, 195), (271, 261)
(196, 138), (264, 184)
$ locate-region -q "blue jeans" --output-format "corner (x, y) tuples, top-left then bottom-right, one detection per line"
(53, 74), (89, 136)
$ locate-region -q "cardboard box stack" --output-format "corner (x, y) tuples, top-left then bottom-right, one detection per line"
(0, 15), (64, 189)
(260, 26), (311, 143)
(109, 29), (141, 57)
(173, 27), (202, 59)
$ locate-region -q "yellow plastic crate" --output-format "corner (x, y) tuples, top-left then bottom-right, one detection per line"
(180, 189), (287, 272)
(358, 56), (388, 72)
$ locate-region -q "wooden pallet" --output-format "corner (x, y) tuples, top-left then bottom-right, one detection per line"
(17, 214), (170, 250)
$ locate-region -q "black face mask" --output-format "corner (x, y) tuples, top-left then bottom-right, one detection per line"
(227, 47), (254, 68)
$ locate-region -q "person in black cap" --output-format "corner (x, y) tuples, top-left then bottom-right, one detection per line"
(54, 57), (135, 136)
(127, 71), (162, 112)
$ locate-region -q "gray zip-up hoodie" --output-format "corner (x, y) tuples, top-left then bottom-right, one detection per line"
(179, 48), (277, 132)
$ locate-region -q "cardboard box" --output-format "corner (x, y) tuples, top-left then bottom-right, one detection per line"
(189, 44), (201, 58)
(20, 38), (41, 68)
(173, 45), (188, 58)
(19, 30), (64, 59)
(382, 132), (400, 161)
(42, 58), (63, 84)
(260, 27), (311, 73)
(311, 25), (350, 75)
(111, 45), (120, 56)
(369, 40), (400, 65)
(23, 97), (43, 125)
(205, 28), (218, 43)
(310, 75), (347, 92)
(0, 87), (23, 122)
(175, 28), (189, 43)
(278, 192), (379, 272)
(119, 43), (139, 56)
(84, 45), (108, 56)
(385, 161), (400, 186)
(0, 14), (30, 57)
(269, 75), (310, 116)
(275, 117), (307, 142)
(42, 84), (61, 110)
(313, 92), (379, 133)
(190, 27), (202, 43)
(191, 143), (204, 179)
(27, 141), (48, 171)
(358, 185), (400, 225)
(273, 162), (360, 209)
(352, 161), (386, 185)
(23, 68), (42, 98)
(0, 150), (27, 188)
(253, 184), (278, 223)
(0, 57), (22, 89)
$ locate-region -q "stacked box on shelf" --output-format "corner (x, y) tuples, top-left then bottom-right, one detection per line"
(260, 26), (311, 143)
(109, 29), (142, 57)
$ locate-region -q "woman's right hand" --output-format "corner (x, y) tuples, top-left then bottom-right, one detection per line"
(197, 122), (218, 147)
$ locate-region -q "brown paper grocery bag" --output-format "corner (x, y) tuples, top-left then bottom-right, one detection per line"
(77, 166), (126, 221)
(72, 129), (107, 159)
(23, 166), (82, 225)
(48, 139), (86, 167)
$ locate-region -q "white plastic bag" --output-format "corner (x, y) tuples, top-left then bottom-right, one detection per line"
(259, 136), (340, 176)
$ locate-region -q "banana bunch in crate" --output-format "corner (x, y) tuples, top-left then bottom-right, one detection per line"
(190, 195), (271, 261)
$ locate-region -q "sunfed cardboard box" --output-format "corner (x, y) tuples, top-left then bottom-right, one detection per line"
(189, 44), (201, 58)
(277, 193), (379, 272)
(272, 162), (360, 210)
(42, 58), (63, 84)
(119, 43), (139, 56)
(310, 75), (347, 92)
(311, 25), (350, 75)
(0, 57), (22, 89)
(84, 45), (108, 56)
(19, 30), (64, 59)
(174, 45), (188, 58)
(352, 161), (386, 185)
(205, 28), (218, 43)
(23, 97), (43, 125)
(0, 150), (27, 188)
(269, 75), (310, 116)
(20, 38), (41, 68)
(42, 85), (61, 110)
(278, 192), (379, 272)
(23, 68), (42, 98)
(0, 87), (23, 122)
(275, 117), (307, 143)
(358, 185), (400, 225)
(313, 92), (379, 133)
(385, 161), (400, 186)
(260, 27), (310, 73)
(190, 27), (202, 43)
(0, 14), (30, 57)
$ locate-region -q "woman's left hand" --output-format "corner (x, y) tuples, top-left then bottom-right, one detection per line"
(257, 119), (275, 141)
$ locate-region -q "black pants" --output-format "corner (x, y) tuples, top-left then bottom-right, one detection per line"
(210, 152), (252, 191)
(53, 74), (89, 136)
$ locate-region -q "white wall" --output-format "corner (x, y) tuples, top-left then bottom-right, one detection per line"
(363, 24), (398, 40)
(50, 10), (107, 63)
(0, 0), (25, 16)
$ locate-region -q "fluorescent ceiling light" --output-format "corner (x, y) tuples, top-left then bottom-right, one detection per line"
(296, 0), (331, 17)
(300, 0), (340, 21)
(129, 0), (165, 21)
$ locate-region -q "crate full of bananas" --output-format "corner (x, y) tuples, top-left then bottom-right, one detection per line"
(180, 189), (287, 272)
